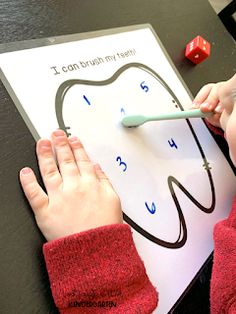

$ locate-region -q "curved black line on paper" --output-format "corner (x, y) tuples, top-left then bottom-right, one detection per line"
(55, 62), (216, 249)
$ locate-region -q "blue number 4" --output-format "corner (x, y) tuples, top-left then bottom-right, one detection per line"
(168, 138), (178, 149)
(145, 202), (156, 214)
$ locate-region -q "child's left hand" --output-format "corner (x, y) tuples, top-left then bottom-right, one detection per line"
(19, 129), (123, 242)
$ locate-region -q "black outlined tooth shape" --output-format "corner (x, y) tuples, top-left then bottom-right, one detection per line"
(55, 62), (215, 249)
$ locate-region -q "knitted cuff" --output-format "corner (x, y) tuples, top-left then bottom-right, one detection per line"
(43, 224), (158, 312)
(211, 218), (236, 313)
(205, 120), (224, 137)
(225, 195), (236, 228)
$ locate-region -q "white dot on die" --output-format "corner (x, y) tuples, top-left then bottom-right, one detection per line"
(194, 54), (199, 58)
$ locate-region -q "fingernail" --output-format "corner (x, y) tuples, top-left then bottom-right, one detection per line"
(68, 136), (78, 142)
(38, 139), (51, 150)
(21, 167), (32, 175)
(200, 102), (212, 110)
(192, 102), (199, 108)
(94, 163), (102, 170)
(215, 104), (223, 113)
(53, 129), (65, 137)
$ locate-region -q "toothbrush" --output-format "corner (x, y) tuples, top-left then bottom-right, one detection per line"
(121, 109), (213, 127)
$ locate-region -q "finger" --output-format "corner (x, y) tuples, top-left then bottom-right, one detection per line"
(193, 83), (215, 107)
(215, 103), (224, 114)
(36, 139), (62, 190)
(94, 163), (115, 188)
(68, 136), (96, 178)
(199, 83), (224, 112)
(218, 75), (236, 113)
(205, 112), (222, 128)
(19, 167), (48, 214)
(51, 130), (79, 182)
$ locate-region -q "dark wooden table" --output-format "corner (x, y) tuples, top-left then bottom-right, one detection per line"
(0, 1), (235, 313)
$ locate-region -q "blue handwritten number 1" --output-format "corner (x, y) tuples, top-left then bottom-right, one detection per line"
(83, 95), (91, 105)
(145, 202), (156, 214)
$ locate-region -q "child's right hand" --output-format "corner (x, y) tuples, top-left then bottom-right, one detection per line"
(192, 74), (236, 130)
(192, 81), (225, 128)
(193, 74), (236, 165)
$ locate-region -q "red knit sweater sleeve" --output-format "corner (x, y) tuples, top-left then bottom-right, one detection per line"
(43, 224), (158, 314)
(205, 119), (236, 312)
(204, 120), (224, 137)
(210, 196), (236, 314)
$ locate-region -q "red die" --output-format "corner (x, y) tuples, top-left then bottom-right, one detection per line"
(185, 35), (211, 64)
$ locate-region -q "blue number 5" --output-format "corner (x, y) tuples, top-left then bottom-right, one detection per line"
(140, 81), (149, 92)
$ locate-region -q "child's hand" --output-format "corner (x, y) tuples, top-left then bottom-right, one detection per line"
(217, 74), (236, 165)
(193, 74), (236, 165)
(192, 82), (225, 128)
(19, 129), (123, 242)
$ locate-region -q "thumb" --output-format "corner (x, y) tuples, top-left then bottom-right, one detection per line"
(19, 167), (48, 215)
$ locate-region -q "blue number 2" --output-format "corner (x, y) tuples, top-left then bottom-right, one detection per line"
(145, 202), (156, 214)
(120, 108), (126, 115)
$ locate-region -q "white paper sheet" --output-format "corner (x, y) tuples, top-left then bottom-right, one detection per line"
(0, 25), (235, 313)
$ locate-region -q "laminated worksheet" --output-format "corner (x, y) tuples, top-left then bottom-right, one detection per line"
(0, 24), (235, 313)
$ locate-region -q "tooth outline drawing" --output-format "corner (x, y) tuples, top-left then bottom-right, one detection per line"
(55, 62), (215, 249)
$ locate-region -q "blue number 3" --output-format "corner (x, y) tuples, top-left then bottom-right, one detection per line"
(116, 156), (127, 172)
